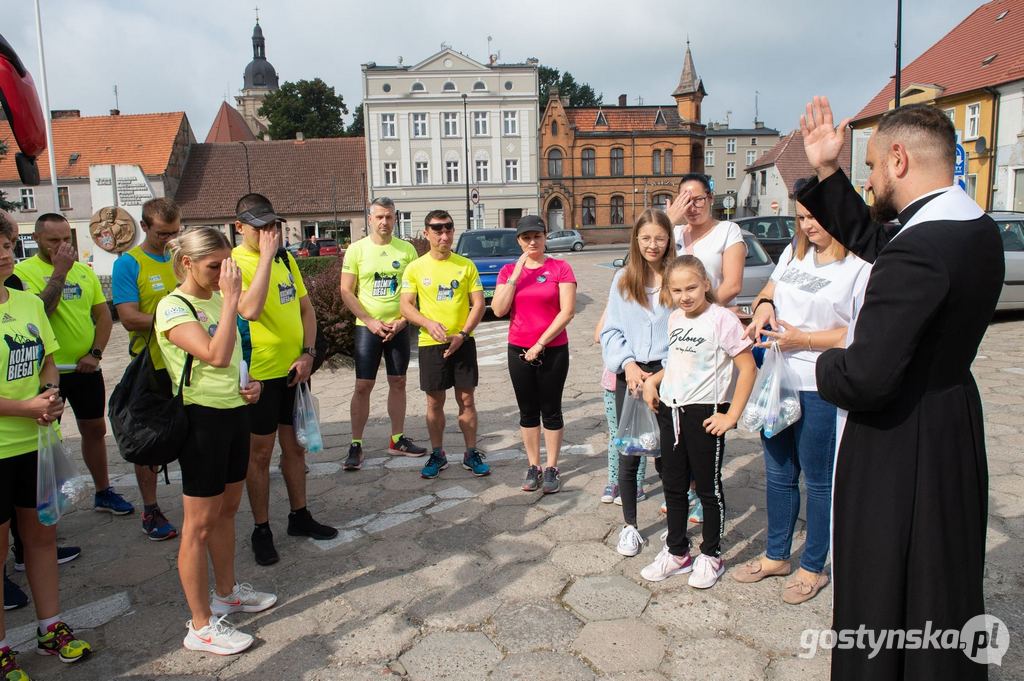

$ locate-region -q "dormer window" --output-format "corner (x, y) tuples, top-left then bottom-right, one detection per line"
(595, 111), (607, 126)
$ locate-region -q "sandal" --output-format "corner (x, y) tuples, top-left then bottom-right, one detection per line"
(730, 556), (792, 583)
(782, 570), (829, 604)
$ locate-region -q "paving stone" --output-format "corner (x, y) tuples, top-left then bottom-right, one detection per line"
(357, 537), (429, 572)
(408, 587), (502, 630)
(645, 587), (733, 637)
(563, 575), (651, 621)
(310, 664), (403, 680)
(490, 601), (584, 653)
(399, 632), (502, 680)
(766, 652), (832, 680)
(572, 619), (666, 673)
(479, 504), (551, 533)
(542, 513), (616, 543)
(327, 611), (419, 664)
(481, 530), (556, 566)
(550, 542), (624, 576)
(661, 636), (769, 680)
(494, 562), (573, 602)
(488, 652), (596, 680)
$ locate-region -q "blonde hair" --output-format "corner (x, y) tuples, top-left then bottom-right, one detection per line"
(661, 255), (716, 308)
(168, 227), (231, 280)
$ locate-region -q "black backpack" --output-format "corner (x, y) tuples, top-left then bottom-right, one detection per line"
(108, 295), (196, 477)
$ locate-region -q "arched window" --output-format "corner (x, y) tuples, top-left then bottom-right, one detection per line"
(411, 82), (425, 92)
(547, 149), (563, 178)
(652, 149), (662, 175)
(551, 121), (558, 136)
(610, 195), (625, 225)
(610, 147), (624, 177)
(664, 149), (673, 175)
(443, 81), (457, 92)
(581, 148), (596, 177)
(473, 80), (487, 91)
(547, 197), (565, 230)
(582, 197), (597, 225)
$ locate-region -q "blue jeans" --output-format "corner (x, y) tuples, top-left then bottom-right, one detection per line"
(761, 390), (836, 573)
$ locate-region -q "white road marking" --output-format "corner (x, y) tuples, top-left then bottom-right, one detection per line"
(408, 320), (509, 368)
(10, 591), (131, 652)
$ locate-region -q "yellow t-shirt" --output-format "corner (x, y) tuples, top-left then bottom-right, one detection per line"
(232, 246), (307, 380)
(341, 236), (418, 325)
(154, 291), (244, 409)
(116, 246), (177, 370)
(401, 252), (483, 347)
(14, 256), (105, 372)
(0, 288), (60, 459)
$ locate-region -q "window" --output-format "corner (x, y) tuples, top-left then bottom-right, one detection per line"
(415, 160), (429, 185)
(471, 203), (485, 229)
(551, 121), (558, 136)
(759, 171), (767, 195)
(547, 149), (563, 177)
(502, 111), (518, 135)
(382, 83), (391, 93)
(475, 159), (489, 183)
(505, 159), (519, 182)
(727, 161), (736, 179)
(57, 186), (71, 210)
(966, 174), (978, 200)
(443, 112), (459, 137)
(581, 148), (596, 177)
(383, 162), (398, 186)
(653, 193), (672, 210)
(445, 160), (460, 184)
(750, 137), (757, 146)
(610, 147), (624, 177)
(705, 150), (715, 167)
(582, 197), (597, 225)
(380, 113), (396, 138)
(966, 103), (981, 139)
(398, 211), (412, 236)
(443, 81), (457, 92)
(411, 82), (425, 92)
(20, 188), (34, 211)
(412, 112), (428, 138)
(706, 138), (714, 147)
(727, 138), (736, 154)
(746, 150), (757, 166)
(473, 80), (486, 91)
(610, 195), (625, 224)
(472, 111), (489, 136)
(944, 108), (955, 123)
(652, 149), (662, 175)
(664, 149), (673, 175)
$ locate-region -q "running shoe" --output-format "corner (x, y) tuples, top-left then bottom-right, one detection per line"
(210, 582), (278, 616)
(343, 442), (363, 471)
(142, 508), (178, 541)
(13, 545), (81, 572)
(287, 508), (338, 540)
(600, 483), (619, 504)
(688, 554), (725, 589)
(251, 525), (279, 566)
(421, 450), (448, 479)
(388, 436), (427, 457)
(615, 525), (645, 557)
(640, 546), (694, 582)
(36, 621), (92, 662)
(688, 497), (704, 525)
(522, 465), (542, 492)
(462, 449), (490, 477)
(0, 645), (29, 680)
(613, 485), (646, 506)
(94, 487), (134, 515)
(542, 467), (561, 494)
(3, 570), (28, 611)
(183, 616), (253, 655)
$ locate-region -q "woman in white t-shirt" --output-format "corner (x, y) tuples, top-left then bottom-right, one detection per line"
(731, 183), (870, 605)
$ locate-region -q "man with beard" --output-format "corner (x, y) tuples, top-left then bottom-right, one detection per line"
(797, 97), (1002, 680)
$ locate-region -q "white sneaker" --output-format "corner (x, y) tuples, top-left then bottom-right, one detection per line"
(183, 615), (254, 655)
(688, 554), (725, 589)
(616, 525), (645, 556)
(210, 582), (278, 616)
(640, 545), (693, 582)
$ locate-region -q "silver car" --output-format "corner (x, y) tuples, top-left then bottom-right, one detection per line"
(991, 212), (1024, 311)
(546, 229), (584, 252)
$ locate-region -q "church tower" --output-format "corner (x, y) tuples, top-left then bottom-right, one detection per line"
(672, 42), (706, 124)
(235, 19), (280, 137)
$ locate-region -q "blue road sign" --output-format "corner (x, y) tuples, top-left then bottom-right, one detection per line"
(954, 144), (966, 177)
(709, 176), (715, 193)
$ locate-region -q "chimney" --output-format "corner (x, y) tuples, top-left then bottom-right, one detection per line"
(296, 131), (304, 142)
(754, 120), (764, 129)
(618, 94), (627, 107)
(51, 109), (81, 119)
(109, 109), (120, 116)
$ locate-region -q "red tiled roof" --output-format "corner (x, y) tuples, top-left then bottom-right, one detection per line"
(856, 0), (1024, 121)
(748, 129), (852, 195)
(205, 102), (257, 143)
(566, 106), (685, 132)
(0, 112), (188, 182)
(175, 137), (367, 220)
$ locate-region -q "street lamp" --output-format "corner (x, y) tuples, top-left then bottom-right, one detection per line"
(462, 93), (472, 228)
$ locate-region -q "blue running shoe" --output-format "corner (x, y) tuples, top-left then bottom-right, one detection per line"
(462, 448), (490, 477)
(142, 508), (178, 541)
(421, 450), (448, 479)
(94, 487), (134, 515)
(688, 497), (704, 524)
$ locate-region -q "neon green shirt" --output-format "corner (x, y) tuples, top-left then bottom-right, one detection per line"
(14, 256), (105, 372)
(117, 246), (177, 370)
(232, 246), (307, 380)
(341, 236), (418, 325)
(401, 252), (482, 347)
(155, 291), (244, 409)
(0, 288), (59, 459)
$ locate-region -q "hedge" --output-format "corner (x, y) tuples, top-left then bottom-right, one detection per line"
(295, 255), (338, 280)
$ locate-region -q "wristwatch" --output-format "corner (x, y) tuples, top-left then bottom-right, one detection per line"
(39, 383), (59, 394)
(89, 348), (103, 360)
(302, 346), (316, 359)
(458, 330), (470, 340)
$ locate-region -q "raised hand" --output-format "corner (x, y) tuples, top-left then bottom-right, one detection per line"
(257, 227), (281, 257)
(800, 96), (851, 179)
(666, 189), (693, 226)
(51, 242), (77, 277)
(219, 258), (242, 298)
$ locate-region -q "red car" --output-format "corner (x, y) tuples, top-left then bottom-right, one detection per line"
(297, 238), (339, 257)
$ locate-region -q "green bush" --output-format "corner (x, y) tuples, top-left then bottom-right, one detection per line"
(306, 257), (354, 367)
(296, 255), (338, 280)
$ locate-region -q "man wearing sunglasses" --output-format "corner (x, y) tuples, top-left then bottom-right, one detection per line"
(400, 211), (489, 479)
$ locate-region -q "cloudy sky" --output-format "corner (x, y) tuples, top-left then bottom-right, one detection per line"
(4, 0), (987, 139)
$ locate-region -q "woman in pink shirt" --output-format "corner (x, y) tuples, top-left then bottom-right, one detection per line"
(491, 215), (577, 494)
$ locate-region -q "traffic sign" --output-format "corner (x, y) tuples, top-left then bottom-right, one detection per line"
(770, 200), (779, 213)
(708, 177), (716, 193)
(954, 144), (966, 177)
(722, 195), (736, 210)
(470, 188), (480, 204)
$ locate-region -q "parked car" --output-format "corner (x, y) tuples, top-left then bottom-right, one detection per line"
(297, 238), (339, 257)
(13, 237), (38, 262)
(734, 215), (795, 263)
(545, 229), (584, 252)
(455, 228), (520, 301)
(612, 230), (774, 320)
(990, 211), (1024, 311)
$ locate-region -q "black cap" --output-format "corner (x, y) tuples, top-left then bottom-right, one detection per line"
(515, 214), (546, 236)
(237, 198), (286, 228)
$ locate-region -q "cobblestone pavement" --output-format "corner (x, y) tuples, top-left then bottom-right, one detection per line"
(5, 248), (1021, 680)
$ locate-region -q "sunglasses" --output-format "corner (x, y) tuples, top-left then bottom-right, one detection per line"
(427, 222), (455, 233)
(518, 349), (542, 366)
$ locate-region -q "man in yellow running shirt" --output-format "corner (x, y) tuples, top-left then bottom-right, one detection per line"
(400, 210), (489, 480)
(339, 197), (426, 471)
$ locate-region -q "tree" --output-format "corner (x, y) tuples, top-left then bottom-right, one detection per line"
(539, 65), (602, 108)
(346, 104), (364, 137)
(0, 140), (20, 212)
(258, 78), (349, 140)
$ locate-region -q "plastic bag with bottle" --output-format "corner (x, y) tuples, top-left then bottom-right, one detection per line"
(293, 382), (324, 454)
(36, 422), (87, 526)
(613, 390), (661, 457)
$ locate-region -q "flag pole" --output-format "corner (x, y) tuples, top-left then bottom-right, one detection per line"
(34, 0), (60, 212)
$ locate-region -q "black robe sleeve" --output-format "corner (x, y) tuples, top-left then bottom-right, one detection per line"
(797, 169), (891, 264)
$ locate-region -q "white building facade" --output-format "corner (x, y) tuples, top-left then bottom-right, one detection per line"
(362, 49), (540, 236)
(992, 80), (1024, 212)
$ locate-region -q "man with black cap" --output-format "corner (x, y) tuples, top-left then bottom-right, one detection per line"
(232, 193), (337, 566)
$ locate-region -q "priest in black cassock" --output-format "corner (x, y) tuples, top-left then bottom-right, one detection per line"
(796, 98), (1003, 681)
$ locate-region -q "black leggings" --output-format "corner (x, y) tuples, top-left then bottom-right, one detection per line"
(507, 344), (570, 430)
(614, 363), (672, 526)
